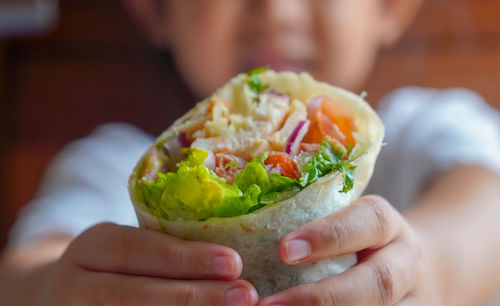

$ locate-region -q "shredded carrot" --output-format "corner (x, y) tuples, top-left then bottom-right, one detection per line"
(303, 96), (357, 147)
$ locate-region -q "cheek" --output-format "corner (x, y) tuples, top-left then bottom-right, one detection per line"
(314, 1), (382, 90)
(169, 3), (244, 97)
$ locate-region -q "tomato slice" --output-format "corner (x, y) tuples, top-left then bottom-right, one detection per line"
(264, 152), (301, 180)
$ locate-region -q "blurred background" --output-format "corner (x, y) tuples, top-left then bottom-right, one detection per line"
(0, 0), (499, 248)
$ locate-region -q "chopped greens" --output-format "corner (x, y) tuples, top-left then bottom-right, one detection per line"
(137, 137), (359, 221)
(246, 66), (270, 94)
(247, 66), (270, 76)
(247, 203), (266, 213)
(298, 139), (357, 193)
(139, 148), (260, 220)
(233, 152), (301, 197)
(336, 162), (356, 193)
(132, 68), (367, 222)
(227, 161), (239, 169)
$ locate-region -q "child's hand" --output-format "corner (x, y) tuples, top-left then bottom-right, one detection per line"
(41, 223), (258, 306)
(259, 195), (441, 306)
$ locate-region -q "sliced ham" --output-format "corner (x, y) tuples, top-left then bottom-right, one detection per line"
(214, 153), (248, 185)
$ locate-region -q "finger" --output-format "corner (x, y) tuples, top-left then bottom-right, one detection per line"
(280, 195), (402, 264)
(394, 295), (416, 306)
(76, 270), (258, 306)
(260, 240), (416, 306)
(65, 223), (242, 280)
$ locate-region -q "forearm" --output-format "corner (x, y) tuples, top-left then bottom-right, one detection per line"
(0, 236), (72, 305)
(405, 166), (500, 305)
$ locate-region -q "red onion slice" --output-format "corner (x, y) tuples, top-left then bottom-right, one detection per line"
(216, 153), (248, 169)
(262, 90), (290, 104)
(163, 136), (183, 160)
(285, 120), (310, 156)
(177, 132), (191, 147)
(202, 150), (216, 170)
(268, 90), (287, 98)
(265, 164), (283, 175)
(163, 132), (192, 167)
(269, 166), (283, 175)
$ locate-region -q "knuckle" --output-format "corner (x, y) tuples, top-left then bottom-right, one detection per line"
(373, 262), (398, 305)
(306, 284), (335, 306)
(90, 222), (117, 233)
(64, 223), (125, 266)
(175, 285), (198, 306)
(327, 222), (350, 253)
(70, 223), (116, 252)
(168, 242), (190, 269)
(81, 222), (118, 243)
(366, 196), (393, 239)
(112, 230), (136, 268)
(310, 294), (325, 306)
(307, 218), (351, 255)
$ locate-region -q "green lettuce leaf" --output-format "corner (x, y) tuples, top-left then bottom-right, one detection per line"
(215, 184), (261, 218)
(233, 153), (271, 193)
(299, 139), (357, 193)
(337, 162), (356, 193)
(137, 139), (358, 221)
(139, 148), (259, 220)
(247, 66), (270, 76)
(136, 172), (168, 218)
(234, 152), (301, 205)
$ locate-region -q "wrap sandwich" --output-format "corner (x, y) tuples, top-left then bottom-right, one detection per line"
(128, 68), (384, 297)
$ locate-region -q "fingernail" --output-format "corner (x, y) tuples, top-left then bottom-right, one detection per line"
(285, 239), (311, 262)
(225, 287), (249, 306)
(212, 255), (235, 277)
(260, 296), (286, 306)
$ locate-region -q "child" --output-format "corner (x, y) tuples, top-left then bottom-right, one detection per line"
(2, 1), (500, 305)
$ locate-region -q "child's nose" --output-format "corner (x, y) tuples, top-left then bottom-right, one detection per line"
(252, 0), (311, 32)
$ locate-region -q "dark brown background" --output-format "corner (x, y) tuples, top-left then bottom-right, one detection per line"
(1, 0), (500, 247)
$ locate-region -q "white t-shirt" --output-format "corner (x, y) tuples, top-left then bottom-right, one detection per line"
(8, 87), (500, 245)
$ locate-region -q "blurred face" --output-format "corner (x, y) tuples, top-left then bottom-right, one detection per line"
(161, 0), (392, 97)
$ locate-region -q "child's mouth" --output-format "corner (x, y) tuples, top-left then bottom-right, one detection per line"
(240, 48), (314, 74)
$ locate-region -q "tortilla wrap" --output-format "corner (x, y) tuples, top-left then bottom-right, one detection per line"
(129, 70), (384, 297)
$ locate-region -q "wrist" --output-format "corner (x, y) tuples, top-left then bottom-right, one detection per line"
(0, 238), (71, 305)
(406, 219), (447, 305)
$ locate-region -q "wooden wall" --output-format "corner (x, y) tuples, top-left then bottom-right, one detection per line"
(365, 0), (500, 105)
(1, 0), (499, 246)
(0, 1), (196, 245)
